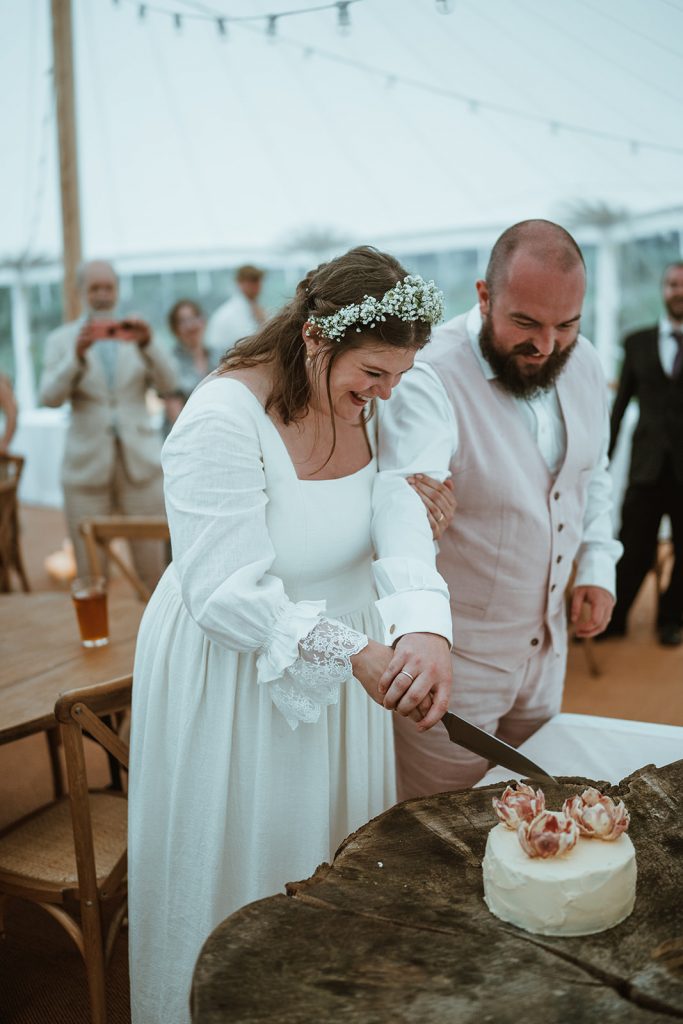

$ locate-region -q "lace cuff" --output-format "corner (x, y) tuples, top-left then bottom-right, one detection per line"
(256, 599), (326, 684)
(269, 617), (368, 730)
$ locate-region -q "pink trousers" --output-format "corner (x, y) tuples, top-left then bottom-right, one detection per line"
(393, 632), (566, 800)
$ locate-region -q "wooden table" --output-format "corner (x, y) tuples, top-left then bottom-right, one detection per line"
(0, 590), (143, 745)
(192, 761), (683, 1024)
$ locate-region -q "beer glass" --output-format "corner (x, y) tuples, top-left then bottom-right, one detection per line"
(71, 576), (109, 647)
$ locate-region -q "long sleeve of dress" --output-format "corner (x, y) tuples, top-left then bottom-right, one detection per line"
(162, 381), (368, 728)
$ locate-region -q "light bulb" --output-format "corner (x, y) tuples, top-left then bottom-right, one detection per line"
(337, 1), (351, 35)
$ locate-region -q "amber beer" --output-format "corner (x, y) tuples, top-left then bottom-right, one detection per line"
(70, 577), (109, 647)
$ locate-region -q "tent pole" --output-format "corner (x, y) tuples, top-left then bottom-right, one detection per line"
(51, 0), (82, 322)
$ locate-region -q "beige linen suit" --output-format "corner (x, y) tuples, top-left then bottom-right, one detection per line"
(39, 319), (177, 588)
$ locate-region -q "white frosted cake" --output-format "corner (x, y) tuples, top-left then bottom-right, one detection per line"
(482, 784), (637, 937)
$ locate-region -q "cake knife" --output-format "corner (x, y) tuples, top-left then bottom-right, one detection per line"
(441, 711), (557, 785)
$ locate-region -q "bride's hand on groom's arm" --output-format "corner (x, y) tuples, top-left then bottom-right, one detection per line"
(378, 632), (452, 732)
(408, 474), (456, 541)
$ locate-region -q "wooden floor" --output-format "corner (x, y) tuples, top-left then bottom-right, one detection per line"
(1, 503), (681, 1024)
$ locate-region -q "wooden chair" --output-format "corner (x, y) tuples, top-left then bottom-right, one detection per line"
(0, 454), (30, 592)
(580, 634), (601, 678)
(566, 576), (602, 678)
(0, 675), (132, 1024)
(79, 515), (170, 601)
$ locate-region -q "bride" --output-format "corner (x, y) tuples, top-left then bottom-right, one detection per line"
(128, 246), (454, 1024)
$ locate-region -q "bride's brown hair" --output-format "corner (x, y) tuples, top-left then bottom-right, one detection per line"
(218, 246), (432, 424)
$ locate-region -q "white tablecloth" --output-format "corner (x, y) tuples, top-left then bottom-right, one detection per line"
(12, 407), (68, 507)
(11, 404), (164, 509)
(476, 713), (683, 788)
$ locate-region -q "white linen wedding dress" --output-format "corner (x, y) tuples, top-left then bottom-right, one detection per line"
(128, 377), (396, 1024)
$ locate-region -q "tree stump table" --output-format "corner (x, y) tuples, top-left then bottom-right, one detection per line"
(192, 761), (683, 1023)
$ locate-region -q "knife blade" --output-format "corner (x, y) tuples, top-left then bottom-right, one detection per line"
(441, 711), (557, 785)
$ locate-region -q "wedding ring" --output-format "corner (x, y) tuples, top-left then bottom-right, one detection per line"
(436, 512), (444, 522)
(398, 669), (415, 682)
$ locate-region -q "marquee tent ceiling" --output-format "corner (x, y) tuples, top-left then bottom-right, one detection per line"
(2, 0), (683, 263)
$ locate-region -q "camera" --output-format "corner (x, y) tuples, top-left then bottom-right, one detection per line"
(89, 319), (137, 340)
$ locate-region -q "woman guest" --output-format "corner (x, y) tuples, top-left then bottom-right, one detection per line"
(163, 299), (211, 435)
(128, 247), (454, 1024)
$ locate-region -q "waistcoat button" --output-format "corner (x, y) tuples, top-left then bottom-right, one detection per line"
(558, 523), (564, 532)
(531, 637), (539, 646)
(550, 584), (557, 592)
(556, 555), (563, 563)
(389, 624), (396, 635)
(554, 491), (560, 500)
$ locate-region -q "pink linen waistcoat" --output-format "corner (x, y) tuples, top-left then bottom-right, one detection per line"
(422, 313), (608, 671)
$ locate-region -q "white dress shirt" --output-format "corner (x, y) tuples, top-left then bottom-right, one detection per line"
(371, 306), (622, 644)
(659, 316), (683, 376)
(205, 293), (261, 362)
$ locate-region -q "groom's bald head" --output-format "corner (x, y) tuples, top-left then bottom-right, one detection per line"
(486, 220), (585, 299)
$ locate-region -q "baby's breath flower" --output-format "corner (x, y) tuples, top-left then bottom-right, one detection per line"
(308, 274), (444, 342)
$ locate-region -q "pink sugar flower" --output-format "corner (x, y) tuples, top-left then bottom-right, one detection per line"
(517, 810), (579, 859)
(563, 787), (630, 841)
(492, 782), (545, 830)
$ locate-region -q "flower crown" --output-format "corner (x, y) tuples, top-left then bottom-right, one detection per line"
(307, 274), (444, 342)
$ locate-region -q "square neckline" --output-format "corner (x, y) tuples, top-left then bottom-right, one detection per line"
(205, 374), (377, 483)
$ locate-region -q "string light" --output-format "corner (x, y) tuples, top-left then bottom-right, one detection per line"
(114, 0), (683, 159)
(120, 0), (364, 30)
(336, 1), (352, 35)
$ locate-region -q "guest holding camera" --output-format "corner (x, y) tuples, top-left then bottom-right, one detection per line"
(39, 259), (177, 590)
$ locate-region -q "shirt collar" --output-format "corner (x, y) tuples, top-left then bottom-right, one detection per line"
(465, 304), (497, 380)
(661, 315), (683, 337)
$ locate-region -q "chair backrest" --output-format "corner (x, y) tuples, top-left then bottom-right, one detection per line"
(54, 674), (132, 908)
(0, 473), (20, 590)
(0, 455), (30, 592)
(0, 453), (24, 484)
(79, 515), (170, 601)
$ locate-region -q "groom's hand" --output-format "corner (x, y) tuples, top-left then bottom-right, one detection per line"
(379, 632), (452, 732)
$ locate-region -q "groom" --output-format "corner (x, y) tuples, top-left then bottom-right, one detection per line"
(373, 220), (622, 798)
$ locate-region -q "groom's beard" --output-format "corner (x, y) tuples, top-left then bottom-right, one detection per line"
(479, 313), (578, 399)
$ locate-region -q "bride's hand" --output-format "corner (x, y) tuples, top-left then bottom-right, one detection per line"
(350, 640), (394, 706)
(408, 474), (456, 541)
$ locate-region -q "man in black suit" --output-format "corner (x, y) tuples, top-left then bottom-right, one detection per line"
(607, 261), (683, 646)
